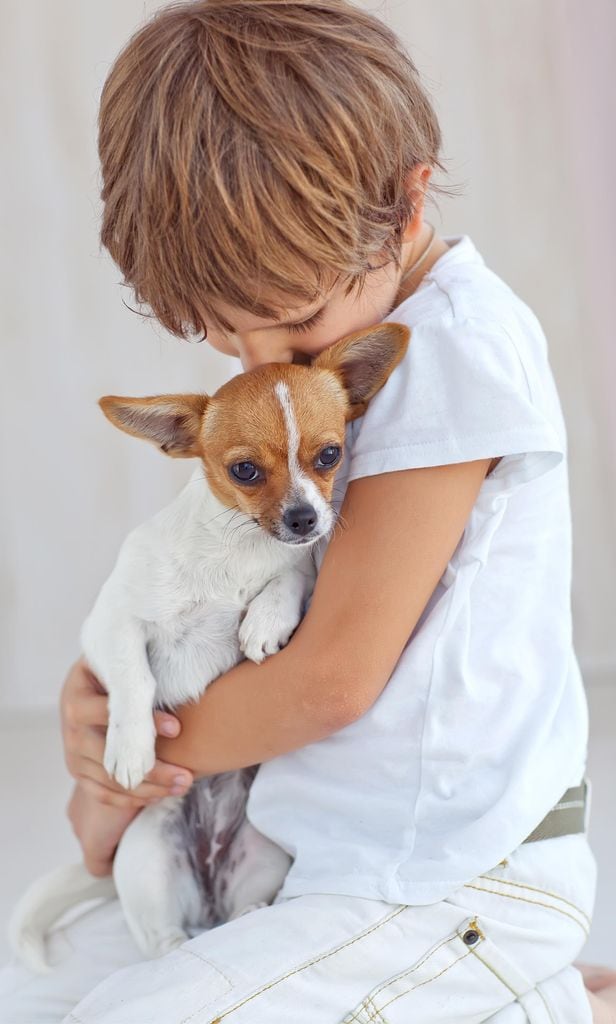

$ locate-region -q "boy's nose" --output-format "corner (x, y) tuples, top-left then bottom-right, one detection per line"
(239, 337), (293, 371)
(283, 504), (317, 537)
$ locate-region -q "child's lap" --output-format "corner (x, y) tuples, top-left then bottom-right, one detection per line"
(0, 834), (595, 1024)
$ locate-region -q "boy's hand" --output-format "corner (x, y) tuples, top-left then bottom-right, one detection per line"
(67, 783), (139, 876)
(61, 658), (194, 806)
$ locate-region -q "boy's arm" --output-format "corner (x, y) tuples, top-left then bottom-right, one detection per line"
(157, 458), (492, 775)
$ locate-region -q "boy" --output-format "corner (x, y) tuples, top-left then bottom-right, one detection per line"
(2, 2), (610, 1020)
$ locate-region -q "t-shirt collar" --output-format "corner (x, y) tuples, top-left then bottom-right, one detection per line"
(385, 234), (484, 323)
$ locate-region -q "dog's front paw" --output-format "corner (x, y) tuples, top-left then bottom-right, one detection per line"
(238, 599), (300, 664)
(104, 715), (156, 790)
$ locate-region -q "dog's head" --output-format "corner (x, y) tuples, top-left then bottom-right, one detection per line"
(100, 322), (409, 546)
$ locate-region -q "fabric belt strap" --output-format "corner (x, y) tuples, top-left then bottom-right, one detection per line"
(522, 780), (588, 844)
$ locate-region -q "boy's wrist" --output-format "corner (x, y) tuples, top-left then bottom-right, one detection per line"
(67, 781), (142, 877)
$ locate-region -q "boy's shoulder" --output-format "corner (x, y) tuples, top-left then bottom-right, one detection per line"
(393, 235), (545, 351)
(349, 234), (566, 491)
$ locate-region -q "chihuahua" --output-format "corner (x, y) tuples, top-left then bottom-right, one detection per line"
(10, 322), (409, 971)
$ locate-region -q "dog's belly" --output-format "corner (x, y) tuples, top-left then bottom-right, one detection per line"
(147, 602), (243, 707)
(171, 769), (290, 930)
(176, 768), (256, 925)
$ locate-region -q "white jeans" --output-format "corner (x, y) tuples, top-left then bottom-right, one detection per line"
(0, 834), (596, 1024)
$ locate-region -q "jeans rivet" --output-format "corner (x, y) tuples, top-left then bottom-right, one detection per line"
(463, 928), (480, 946)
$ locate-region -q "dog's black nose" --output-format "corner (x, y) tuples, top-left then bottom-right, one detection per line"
(283, 504), (317, 537)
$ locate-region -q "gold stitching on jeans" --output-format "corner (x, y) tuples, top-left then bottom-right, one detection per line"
(348, 931), (477, 1023)
(463, 883), (589, 937)
(375, 949), (473, 1017)
(470, 949), (556, 1024)
(203, 905), (407, 1023)
(470, 950), (552, 1024)
(367, 994), (389, 1024)
(351, 993), (389, 1024)
(477, 874), (591, 928)
(467, 944), (521, 999)
(343, 930), (459, 1023)
(363, 994), (388, 1024)
(183, 949), (236, 990)
(365, 993), (388, 1024)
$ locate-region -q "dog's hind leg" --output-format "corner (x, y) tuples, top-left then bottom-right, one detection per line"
(217, 819), (292, 922)
(113, 798), (204, 958)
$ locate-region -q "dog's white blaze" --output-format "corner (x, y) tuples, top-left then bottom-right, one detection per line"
(274, 382), (301, 483)
(274, 382), (332, 531)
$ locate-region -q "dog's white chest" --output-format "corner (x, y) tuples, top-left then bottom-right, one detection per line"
(145, 600), (243, 706)
(81, 473), (314, 788)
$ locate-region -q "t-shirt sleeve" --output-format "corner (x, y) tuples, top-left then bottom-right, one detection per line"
(347, 313), (565, 495)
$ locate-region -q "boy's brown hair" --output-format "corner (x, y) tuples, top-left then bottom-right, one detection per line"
(98, 0), (444, 340)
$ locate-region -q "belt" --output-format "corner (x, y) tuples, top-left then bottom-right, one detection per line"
(522, 780), (588, 844)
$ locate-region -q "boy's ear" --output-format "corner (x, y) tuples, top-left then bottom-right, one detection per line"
(313, 323), (410, 420)
(99, 394), (209, 458)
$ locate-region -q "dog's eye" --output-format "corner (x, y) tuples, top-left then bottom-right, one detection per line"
(315, 445), (341, 469)
(229, 461), (263, 484)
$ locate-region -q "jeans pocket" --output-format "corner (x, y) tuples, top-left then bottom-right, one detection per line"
(471, 834), (595, 945)
(464, 921), (559, 1024)
(341, 916), (557, 1024)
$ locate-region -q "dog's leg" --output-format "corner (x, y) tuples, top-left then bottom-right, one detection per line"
(113, 798), (204, 958)
(82, 613), (158, 790)
(217, 820), (292, 922)
(238, 566), (313, 663)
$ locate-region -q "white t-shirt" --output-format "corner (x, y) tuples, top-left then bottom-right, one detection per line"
(246, 234), (589, 905)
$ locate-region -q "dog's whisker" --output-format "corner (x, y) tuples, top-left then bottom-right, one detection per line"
(203, 505), (246, 536)
(200, 504), (243, 532)
(331, 511), (349, 538)
(223, 519), (261, 545)
(222, 510), (243, 527)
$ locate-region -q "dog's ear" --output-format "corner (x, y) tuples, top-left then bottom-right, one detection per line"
(99, 394), (209, 458)
(313, 323), (410, 420)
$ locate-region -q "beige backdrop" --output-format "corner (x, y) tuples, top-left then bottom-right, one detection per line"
(1, 0), (615, 709)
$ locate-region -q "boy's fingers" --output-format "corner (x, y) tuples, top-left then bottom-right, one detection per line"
(79, 764), (170, 803)
(145, 758), (194, 792)
(154, 711), (181, 737)
(66, 694), (109, 729)
(84, 855), (114, 878)
(67, 722), (193, 794)
(67, 700), (178, 734)
(74, 749), (192, 800)
(65, 658), (106, 697)
(78, 777), (146, 811)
